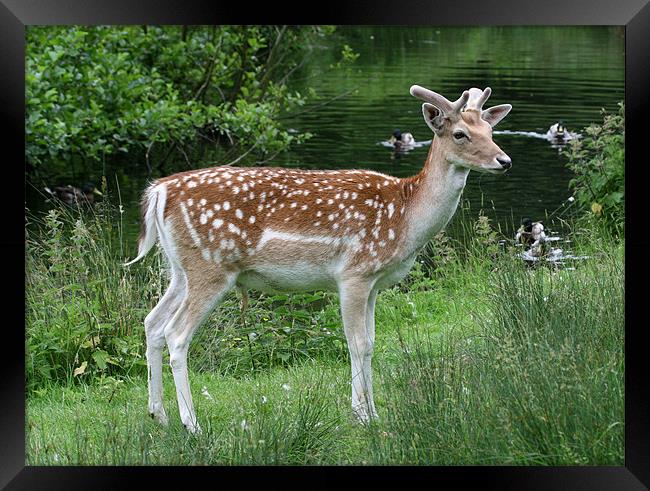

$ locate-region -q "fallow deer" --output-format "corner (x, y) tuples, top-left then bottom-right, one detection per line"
(126, 85), (513, 433)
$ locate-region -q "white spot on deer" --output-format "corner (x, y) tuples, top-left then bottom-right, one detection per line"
(199, 198), (207, 207)
(301, 205), (308, 211)
(187, 181), (197, 188)
(388, 229), (395, 240)
(327, 199), (334, 205)
(290, 202), (297, 208)
(202, 248), (211, 261)
(387, 202), (395, 219)
(199, 213), (208, 225)
(235, 209), (244, 219)
(187, 198), (194, 207)
(212, 218), (224, 229)
(249, 215), (256, 224)
(228, 223), (240, 235)
(223, 201), (231, 211)
(233, 186), (240, 194)
(316, 198), (322, 204)
(313, 221), (321, 226)
(180, 202), (203, 249)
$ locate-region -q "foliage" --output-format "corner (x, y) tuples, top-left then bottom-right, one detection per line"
(25, 26), (339, 175)
(25, 201), (347, 391)
(564, 102), (624, 231)
(191, 291), (347, 377)
(369, 231), (624, 465)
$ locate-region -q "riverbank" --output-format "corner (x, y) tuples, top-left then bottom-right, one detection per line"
(26, 205), (624, 465)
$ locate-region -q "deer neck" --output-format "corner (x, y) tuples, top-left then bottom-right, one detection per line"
(402, 137), (469, 254)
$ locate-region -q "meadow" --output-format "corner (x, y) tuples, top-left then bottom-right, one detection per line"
(25, 200), (624, 465)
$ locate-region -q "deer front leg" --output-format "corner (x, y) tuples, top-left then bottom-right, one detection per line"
(339, 279), (377, 423)
(364, 288), (379, 420)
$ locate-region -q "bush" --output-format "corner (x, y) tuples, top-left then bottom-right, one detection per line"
(25, 26), (333, 175)
(565, 103), (624, 232)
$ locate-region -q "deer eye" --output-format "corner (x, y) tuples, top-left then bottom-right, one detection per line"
(453, 130), (467, 140)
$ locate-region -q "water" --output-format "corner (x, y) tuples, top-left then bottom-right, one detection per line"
(26, 26), (624, 243)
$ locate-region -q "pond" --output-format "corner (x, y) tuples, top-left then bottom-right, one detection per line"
(26, 26), (624, 243)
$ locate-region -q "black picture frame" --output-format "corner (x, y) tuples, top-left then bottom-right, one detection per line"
(6, 1), (649, 488)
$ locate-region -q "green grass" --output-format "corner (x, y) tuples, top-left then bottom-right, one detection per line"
(25, 203), (624, 465)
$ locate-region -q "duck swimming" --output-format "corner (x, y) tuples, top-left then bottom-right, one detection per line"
(389, 129), (416, 149)
(515, 218), (547, 256)
(45, 182), (103, 205)
(546, 121), (579, 144)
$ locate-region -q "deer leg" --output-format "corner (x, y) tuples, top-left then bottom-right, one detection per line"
(339, 279), (376, 423)
(164, 272), (236, 434)
(363, 288), (379, 420)
(144, 269), (185, 426)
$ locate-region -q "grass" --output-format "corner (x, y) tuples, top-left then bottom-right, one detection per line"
(25, 201), (624, 465)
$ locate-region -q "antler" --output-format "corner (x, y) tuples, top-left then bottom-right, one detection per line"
(410, 85), (470, 116)
(465, 87), (492, 111)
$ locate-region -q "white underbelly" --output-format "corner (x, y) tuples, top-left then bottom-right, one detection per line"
(237, 262), (338, 293)
(374, 255), (417, 290)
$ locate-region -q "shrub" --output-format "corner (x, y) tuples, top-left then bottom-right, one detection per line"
(25, 26), (334, 175)
(565, 103), (624, 232)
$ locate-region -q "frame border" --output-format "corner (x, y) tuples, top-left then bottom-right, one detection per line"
(7, 1), (649, 488)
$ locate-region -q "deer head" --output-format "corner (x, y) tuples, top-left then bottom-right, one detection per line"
(410, 85), (513, 174)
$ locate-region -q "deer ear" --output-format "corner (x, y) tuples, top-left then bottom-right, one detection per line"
(482, 104), (512, 127)
(422, 103), (446, 135)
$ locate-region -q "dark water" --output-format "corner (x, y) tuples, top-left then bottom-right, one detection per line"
(27, 26), (624, 242)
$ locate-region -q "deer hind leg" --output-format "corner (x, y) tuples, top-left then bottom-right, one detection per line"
(144, 268), (186, 426)
(164, 271), (237, 433)
(339, 278), (377, 423)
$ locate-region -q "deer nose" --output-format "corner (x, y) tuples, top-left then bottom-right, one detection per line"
(497, 155), (512, 170)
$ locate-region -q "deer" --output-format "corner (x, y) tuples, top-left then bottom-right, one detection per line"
(125, 85), (513, 433)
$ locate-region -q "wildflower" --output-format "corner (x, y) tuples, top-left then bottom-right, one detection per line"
(282, 383), (291, 391)
(248, 332), (258, 341)
(568, 196), (575, 202)
(240, 419), (250, 431)
(261, 395), (268, 404)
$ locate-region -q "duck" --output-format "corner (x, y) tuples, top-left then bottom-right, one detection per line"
(515, 218), (548, 256)
(546, 121), (578, 144)
(389, 129), (416, 149)
(45, 182), (103, 205)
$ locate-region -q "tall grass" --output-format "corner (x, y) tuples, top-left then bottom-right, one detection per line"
(26, 197), (624, 465)
(369, 230), (624, 465)
(26, 199), (347, 392)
